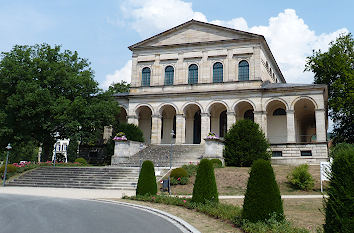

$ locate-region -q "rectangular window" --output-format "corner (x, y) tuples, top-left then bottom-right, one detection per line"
(272, 151), (282, 157)
(301, 150), (312, 156)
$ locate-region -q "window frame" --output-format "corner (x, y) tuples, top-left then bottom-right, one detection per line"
(141, 67), (151, 87)
(213, 62), (223, 83)
(164, 65), (174, 86)
(238, 60), (249, 81)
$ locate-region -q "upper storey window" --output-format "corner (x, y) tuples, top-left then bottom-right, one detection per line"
(142, 67), (151, 87)
(164, 66), (174, 85)
(213, 62), (223, 83)
(238, 60), (249, 81)
(188, 64), (198, 84)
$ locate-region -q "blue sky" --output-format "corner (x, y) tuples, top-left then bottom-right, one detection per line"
(0, 0), (352, 89)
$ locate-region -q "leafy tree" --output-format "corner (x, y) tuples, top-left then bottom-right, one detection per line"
(324, 144), (354, 233)
(107, 81), (130, 94)
(224, 119), (270, 167)
(136, 160), (157, 196)
(0, 44), (120, 161)
(305, 33), (354, 144)
(242, 159), (284, 223)
(67, 136), (79, 162)
(192, 159), (218, 204)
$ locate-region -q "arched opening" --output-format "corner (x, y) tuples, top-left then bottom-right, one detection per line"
(266, 100), (287, 143)
(160, 105), (177, 144)
(238, 60), (249, 81)
(294, 99), (316, 143)
(183, 104), (201, 144)
(235, 101), (254, 122)
(136, 106), (152, 144)
(208, 103), (227, 138)
(141, 67), (151, 87)
(213, 62), (223, 83)
(164, 66), (174, 85)
(118, 107), (127, 124)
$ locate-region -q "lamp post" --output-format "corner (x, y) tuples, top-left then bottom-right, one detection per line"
(168, 130), (175, 195)
(139, 143), (144, 172)
(2, 143), (12, 187)
(53, 132), (59, 167)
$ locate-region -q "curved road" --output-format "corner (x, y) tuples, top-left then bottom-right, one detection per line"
(0, 194), (184, 233)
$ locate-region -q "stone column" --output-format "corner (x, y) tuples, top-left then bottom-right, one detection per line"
(127, 115), (138, 126)
(151, 115), (162, 144)
(286, 110), (296, 143)
(226, 111), (236, 130)
(175, 114), (185, 144)
(201, 113), (210, 144)
(254, 111), (266, 136)
(315, 109), (327, 142)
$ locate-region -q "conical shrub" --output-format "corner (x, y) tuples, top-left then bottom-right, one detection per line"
(324, 145), (354, 233)
(136, 160), (157, 196)
(192, 159), (218, 203)
(242, 159), (283, 222)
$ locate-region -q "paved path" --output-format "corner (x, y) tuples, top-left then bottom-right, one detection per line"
(0, 194), (191, 233)
(176, 194), (327, 199)
(0, 186), (135, 199)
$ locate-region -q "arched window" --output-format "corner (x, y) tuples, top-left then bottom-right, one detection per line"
(273, 108), (286, 116)
(238, 60), (249, 81)
(164, 66), (174, 85)
(188, 64), (198, 84)
(244, 109), (254, 121)
(213, 62), (223, 83)
(142, 67), (151, 87)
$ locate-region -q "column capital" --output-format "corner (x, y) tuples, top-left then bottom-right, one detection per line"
(127, 115), (138, 119)
(151, 114), (162, 119)
(286, 110), (294, 114)
(226, 111), (235, 116)
(253, 111), (265, 115)
(201, 113), (210, 117)
(315, 108), (326, 112)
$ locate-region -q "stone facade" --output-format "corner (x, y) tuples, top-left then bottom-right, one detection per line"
(115, 20), (329, 164)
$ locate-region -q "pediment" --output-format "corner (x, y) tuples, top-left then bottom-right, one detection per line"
(129, 20), (261, 49)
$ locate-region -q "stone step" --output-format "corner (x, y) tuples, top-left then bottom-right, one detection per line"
(6, 183), (136, 190)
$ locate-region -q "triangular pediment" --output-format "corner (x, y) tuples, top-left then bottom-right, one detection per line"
(129, 20), (262, 49)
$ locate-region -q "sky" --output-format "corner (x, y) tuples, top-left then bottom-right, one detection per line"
(0, 0), (353, 90)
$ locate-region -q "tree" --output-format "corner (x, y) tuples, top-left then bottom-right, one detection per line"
(192, 159), (218, 204)
(224, 119), (270, 167)
(136, 160), (157, 196)
(242, 159), (284, 223)
(107, 81), (130, 94)
(305, 33), (354, 144)
(324, 144), (354, 233)
(0, 44), (120, 161)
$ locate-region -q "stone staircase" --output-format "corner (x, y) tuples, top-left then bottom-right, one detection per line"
(118, 144), (204, 167)
(7, 167), (141, 190)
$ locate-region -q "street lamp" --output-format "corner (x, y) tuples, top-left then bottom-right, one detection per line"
(2, 143), (12, 187)
(53, 132), (60, 167)
(139, 143), (144, 172)
(168, 129), (175, 195)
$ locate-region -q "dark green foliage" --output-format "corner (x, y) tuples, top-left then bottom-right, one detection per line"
(182, 164), (198, 177)
(74, 157), (87, 165)
(67, 137), (79, 162)
(136, 160), (157, 196)
(0, 164), (17, 173)
(210, 159), (223, 168)
(115, 123), (144, 142)
(242, 159), (284, 223)
(329, 143), (354, 158)
(107, 81), (130, 94)
(306, 34), (354, 144)
(192, 159), (218, 204)
(324, 145), (354, 233)
(170, 167), (188, 179)
(224, 120), (270, 167)
(170, 176), (189, 185)
(287, 164), (314, 191)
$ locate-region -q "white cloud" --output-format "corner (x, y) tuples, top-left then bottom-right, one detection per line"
(116, 1), (348, 84)
(102, 60), (132, 90)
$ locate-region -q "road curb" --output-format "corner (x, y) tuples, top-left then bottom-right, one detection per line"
(94, 199), (200, 233)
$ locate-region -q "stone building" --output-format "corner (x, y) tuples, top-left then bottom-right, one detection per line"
(115, 20), (329, 164)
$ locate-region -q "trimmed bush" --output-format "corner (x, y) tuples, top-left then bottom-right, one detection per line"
(115, 123), (144, 142)
(224, 119), (270, 167)
(170, 176), (189, 185)
(287, 164), (314, 191)
(192, 159), (218, 204)
(324, 144), (354, 233)
(0, 164), (17, 173)
(136, 160), (157, 196)
(182, 164), (198, 177)
(210, 159), (223, 168)
(242, 159), (284, 223)
(74, 157), (87, 165)
(170, 167), (188, 179)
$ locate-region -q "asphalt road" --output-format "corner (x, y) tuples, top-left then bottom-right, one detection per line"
(0, 194), (184, 233)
